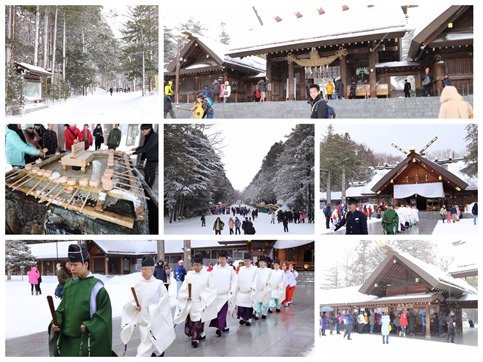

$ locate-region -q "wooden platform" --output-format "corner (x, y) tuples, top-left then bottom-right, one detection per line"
(61, 151), (94, 173)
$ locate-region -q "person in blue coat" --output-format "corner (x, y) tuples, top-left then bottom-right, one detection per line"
(6, 124), (43, 167)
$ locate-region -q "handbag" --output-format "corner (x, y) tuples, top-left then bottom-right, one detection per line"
(467, 102), (474, 119)
(388, 324), (392, 331)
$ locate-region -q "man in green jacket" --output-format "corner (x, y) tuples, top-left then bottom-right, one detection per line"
(382, 204), (399, 235)
(49, 244), (113, 356)
(107, 124), (122, 150)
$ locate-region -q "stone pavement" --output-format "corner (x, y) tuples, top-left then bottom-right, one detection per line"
(6, 285), (314, 357)
(170, 95), (473, 119)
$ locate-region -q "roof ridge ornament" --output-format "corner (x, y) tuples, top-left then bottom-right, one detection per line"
(286, 47), (348, 67)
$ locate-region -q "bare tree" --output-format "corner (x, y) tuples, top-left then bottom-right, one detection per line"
(34, 6), (40, 65)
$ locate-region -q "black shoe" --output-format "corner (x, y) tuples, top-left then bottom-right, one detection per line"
(254, 316), (259, 320)
(276, 309), (281, 313)
(191, 340), (199, 348)
(216, 329), (222, 337)
(262, 315), (267, 319)
(347, 338), (352, 340)
(222, 328), (230, 333)
(268, 309), (273, 314)
(239, 320), (245, 325)
(199, 334), (206, 340)
(246, 321), (251, 326)
(151, 352), (165, 357)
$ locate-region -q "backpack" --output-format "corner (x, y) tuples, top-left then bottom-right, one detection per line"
(326, 105), (335, 118)
(193, 102), (204, 119)
(206, 97), (214, 108)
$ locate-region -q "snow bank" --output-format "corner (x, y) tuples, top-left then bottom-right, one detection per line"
(432, 218), (478, 235)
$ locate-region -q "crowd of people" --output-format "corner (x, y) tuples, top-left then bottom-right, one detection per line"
(45, 244), (300, 356)
(320, 308), (461, 344)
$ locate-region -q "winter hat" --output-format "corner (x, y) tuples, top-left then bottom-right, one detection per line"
(193, 253), (204, 264)
(24, 124), (34, 129)
(141, 255), (155, 267)
(219, 250), (229, 258)
(68, 244), (90, 263)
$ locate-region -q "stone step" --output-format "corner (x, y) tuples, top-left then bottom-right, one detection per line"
(170, 95), (473, 119)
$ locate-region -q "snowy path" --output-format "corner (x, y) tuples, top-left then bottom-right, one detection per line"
(165, 210), (314, 235)
(7, 90), (160, 122)
(314, 328), (477, 360)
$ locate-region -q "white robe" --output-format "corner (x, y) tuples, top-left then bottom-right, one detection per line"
(253, 267), (272, 305)
(211, 264), (237, 312)
(269, 269), (286, 300)
(236, 265), (258, 307)
(173, 270), (218, 324)
(120, 276), (175, 357)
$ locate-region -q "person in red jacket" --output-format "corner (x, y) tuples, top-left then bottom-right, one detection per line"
(63, 124), (82, 151)
(81, 124), (93, 150)
(399, 311), (409, 337)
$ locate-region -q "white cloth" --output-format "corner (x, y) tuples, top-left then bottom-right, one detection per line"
(269, 269), (286, 300)
(120, 276), (175, 357)
(253, 267), (272, 305)
(283, 270), (298, 287)
(211, 264), (237, 312)
(394, 182), (444, 199)
(174, 270), (218, 324)
(236, 265), (258, 307)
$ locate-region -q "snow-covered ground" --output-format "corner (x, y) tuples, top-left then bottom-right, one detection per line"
(320, 213), (381, 234)
(5, 274), (178, 339)
(432, 218), (477, 235)
(165, 209), (314, 235)
(313, 328), (477, 360)
(7, 89), (160, 122)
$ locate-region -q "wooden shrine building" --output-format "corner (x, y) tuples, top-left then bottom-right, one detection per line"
(14, 61), (51, 103)
(321, 245), (477, 336)
(371, 150), (476, 211)
(165, 35), (265, 103)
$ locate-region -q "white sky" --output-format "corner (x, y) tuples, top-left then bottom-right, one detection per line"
(102, 6), (131, 39)
(321, 124), (469, 156)
(205, 122), (303, 191)
(162, 0), (456, 47)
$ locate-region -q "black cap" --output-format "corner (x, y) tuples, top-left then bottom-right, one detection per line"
(142, 255), (155, 267)
(243, 252), (252, 260)
(258, 256), (267, 263)
(193, 253), (204, 264)
(347, 197), (359, 205)
(273, 259), (280, 265)
(140, 124), (152, 130)
(219, 250), (228, 258)
(68, 244), (90, 263)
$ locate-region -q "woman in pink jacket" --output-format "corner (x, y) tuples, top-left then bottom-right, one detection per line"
(228, 217), (235, 235)
(27, 265), (40, 296)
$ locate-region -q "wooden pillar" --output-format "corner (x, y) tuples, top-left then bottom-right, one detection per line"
(183, 240), (192, 270)
(425, 304), (431, 337)
(120, 258), (123, 275)
(157, 240), (165, 262)
(300, 66), (306, 100)
(369, 50), (378, 98)
(104, 257), (109, 275)
(415, 71), (422, 96)
(288, 61), (295, 100)
(266, 54), (273, 101)
(434, 60), (445, 96)
(278, 249), (287, 263)
(340, 56), (347, 98)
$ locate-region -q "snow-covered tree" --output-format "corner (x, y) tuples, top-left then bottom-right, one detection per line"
(463, 124), (477, 177)
(5, 241), (36, 279)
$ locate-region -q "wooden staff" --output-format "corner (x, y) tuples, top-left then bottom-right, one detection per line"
(47, 295), (59, 326)
(188, 283), (192, 301)
(80, 191), (91, 213)
(8, 174), (30, 188)
(131, 287), (140, 308)
(12, 174), (36, 191)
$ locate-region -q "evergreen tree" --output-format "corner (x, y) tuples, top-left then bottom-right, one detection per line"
(5, 241), (37, 279)
(219, 22), (230, 45)
(463, 124), (478, 177)
(163, 26), (177, 64)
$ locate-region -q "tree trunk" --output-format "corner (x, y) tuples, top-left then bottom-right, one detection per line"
(6, 6), (13, 65)
(156, 240), (165, 262)
(183, 240), (192, 270)
(62, 12), (66, 81)
(42, 6), (49, 70)
(81, 30), (86, 95)
(51, 6), (58, 84)
(34, 6), (40, 66)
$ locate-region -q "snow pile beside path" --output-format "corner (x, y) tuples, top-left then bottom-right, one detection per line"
(432, 218), (477, 235)
(320, 211), (381, 235)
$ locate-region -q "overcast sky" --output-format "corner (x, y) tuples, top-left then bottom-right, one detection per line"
(206, 122), (303, 191)
(102, 6), (130, 39)
(162, 0), (452, 47)
(321, 124), (469, 156)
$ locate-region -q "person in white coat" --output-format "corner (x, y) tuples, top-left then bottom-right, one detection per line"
(236, 252), (258, 326)
(174, 254), (218, 348)
(253, 256), (272, 319)
(120, 256), (175, 357)
(268, 259), (285, 313)
(381, 312), (391, 344)
(209, 250), (237, 336)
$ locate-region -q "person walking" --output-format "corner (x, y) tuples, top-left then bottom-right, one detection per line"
(381, 312), (391, 344)
(234, 217), (241, 235)
(404, 79), (411, 97)
(174, 260), (187, 297)
(93, 124), (104, 151)
(223, 81), (231, 103)
(334, 198), (368, 234)
(382, 204), (399, 234)
(325, 80), (335, 100)
(446, 311), (456, 343)
(27, 265), (40, 296)
(421, 67), (433, 97)
(55, 262), (71, 299)
(472, 202), (478, 225)
(228, 217), (235, 234)
(343, 311), (353, 340)
(213, 217), (225, 235)
(399, 311), (408, 337)
(81, 124), (93, 150)
(164, 96), (176, 118)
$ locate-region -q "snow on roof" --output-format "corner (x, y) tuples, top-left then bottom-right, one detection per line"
(376, 60), (420, 68)
(443, 161), (477, 190)
(435, 32), (473, 42)
(273, 240), (314, 249)
(320, 285), (377, 305)
(392, 247), (477, 295)
(196, 35), (265, 72)
(15, 61), (51, 76)
(230, 4), (407, 54)
(165, 240), (224, 254)
(28, 241), (72, 259)
(93, 240), (157, 255)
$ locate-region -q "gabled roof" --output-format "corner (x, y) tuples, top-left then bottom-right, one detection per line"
(371, 151), (469, 194)
(14, 61), (51, 77)
(408, 5), (473, 60)
(228, 4), (408, 57)
(166, 35), (265, 75)
(359, 245), (477, 297)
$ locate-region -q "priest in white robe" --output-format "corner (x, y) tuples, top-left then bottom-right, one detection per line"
(174, 253), (217, 348)
(236, 252), (258, 326)
(209, 250), (237, 336)
(268, 259), (285, 313)
(253, 256), (272, 319)
(120, 256), (175, 357)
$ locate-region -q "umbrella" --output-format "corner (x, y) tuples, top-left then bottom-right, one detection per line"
(320, 306), (334, 312)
